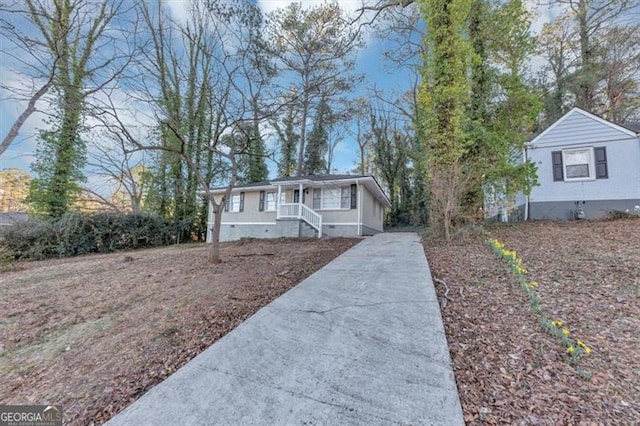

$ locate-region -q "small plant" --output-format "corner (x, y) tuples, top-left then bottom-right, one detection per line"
(0, 242), (14, 272)
(487, 236), (593, 374)
(607, 210), (636, 219)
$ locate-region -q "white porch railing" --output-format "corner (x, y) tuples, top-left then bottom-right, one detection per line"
(278, 203), (322, 238)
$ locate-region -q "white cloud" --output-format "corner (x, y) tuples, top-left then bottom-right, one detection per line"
(257, 0), (368, 16)
(165, 0), (192, 24)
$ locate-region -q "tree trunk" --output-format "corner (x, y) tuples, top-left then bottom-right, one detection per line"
(208, 202), (223, 264)
(296, 84), (310, 176)
(0, 79), (53, 157)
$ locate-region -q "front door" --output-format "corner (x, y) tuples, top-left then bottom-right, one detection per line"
(293, 189), (305, 203)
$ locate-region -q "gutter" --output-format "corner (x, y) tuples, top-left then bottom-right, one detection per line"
(356, 178), (362, 236)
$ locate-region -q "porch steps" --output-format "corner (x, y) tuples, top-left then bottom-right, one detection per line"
(300, 221), (320, 238)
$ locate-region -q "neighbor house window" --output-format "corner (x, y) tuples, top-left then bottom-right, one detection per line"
(564, 148), (592, 179)
(552, 147), (607, 182)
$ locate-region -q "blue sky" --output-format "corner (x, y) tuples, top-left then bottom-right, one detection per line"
(1, 0), (624, 180)
(0, 0), (415, 179)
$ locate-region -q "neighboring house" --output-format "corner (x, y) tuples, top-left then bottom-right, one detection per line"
(0, 212), (29, 236)
(492, 107), (640, 220)
(205, 174), (391, 242)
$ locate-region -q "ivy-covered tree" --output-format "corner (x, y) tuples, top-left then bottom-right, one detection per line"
(417, 0), (472, 238)
(22, 0), (122, 217)
(303, 96), (331, 175)
(28, 126), (86, 217)
(233, 124), (269, 184)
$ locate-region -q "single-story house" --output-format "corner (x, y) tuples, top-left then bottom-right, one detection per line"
(0, 212), (29, 236)
(492, 107), (640, 220)
(205, 174), (391, 242)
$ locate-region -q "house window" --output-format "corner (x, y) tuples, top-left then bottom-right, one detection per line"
(266, 192), (276, 211)
(313, 188), (321, 210)
(313, 186), (356, 210)
(323, 188), (341, 209)
(227, 192), (244, 212)
(552, 147), (607, 182)
(564, 148), (592, 179)
(230, 194), (241, 212)
(340, 187), (351, 209)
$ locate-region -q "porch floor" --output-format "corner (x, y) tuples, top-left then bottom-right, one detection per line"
(107, 233), (463, 425)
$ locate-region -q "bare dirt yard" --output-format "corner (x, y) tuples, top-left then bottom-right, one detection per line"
(425, 218), (640, 424)
(0, 237), (359, 425)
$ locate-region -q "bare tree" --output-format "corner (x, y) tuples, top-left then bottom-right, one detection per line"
(85, 132), (148, 214)
(0, 0), (134, 158)
(599, 25), (640, 122)
(95, 0), (271, 263)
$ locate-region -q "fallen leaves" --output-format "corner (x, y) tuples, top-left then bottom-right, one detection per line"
(425, 218), (640, 423)
(0, 238), (360, 425)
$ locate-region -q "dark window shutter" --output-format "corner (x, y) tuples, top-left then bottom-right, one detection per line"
(239, 192), (245, 212)
(259, 191), (265, 211)
(595, 147), (608, 179)
(350, 184), (357, 209)
(552, 151), (563, 181)
(224, 197), (229, 212)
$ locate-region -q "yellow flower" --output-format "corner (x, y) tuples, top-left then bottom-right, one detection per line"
(576, 340), (592, 354)
(529, 281), (538, 288)
(567, 346), (575, 354)
(551, 320), (564, 327)
(562, 328), (570, 336)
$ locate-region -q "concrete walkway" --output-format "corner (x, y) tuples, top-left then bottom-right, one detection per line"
(108, 233), (463, 425)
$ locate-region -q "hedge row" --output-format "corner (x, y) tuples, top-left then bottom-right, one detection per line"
(1, 212), (191, 260)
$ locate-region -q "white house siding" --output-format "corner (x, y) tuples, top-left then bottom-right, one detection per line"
(361, 185), (384, 234)
(205, 176), (391, 241)
(527, 109), (640, 220)
(206, 191), (277, 242)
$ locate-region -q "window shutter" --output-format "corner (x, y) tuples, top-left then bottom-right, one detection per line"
(239, 192), (245, 212)
(224, 197), (229, 212)
(552, 151), (563, 181)
(350, 184), (357, 209)
(259, 191), (265, 211)
(594, 147), (608, 179)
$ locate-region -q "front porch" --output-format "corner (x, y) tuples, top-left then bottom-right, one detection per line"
(206, 174), (390, 242)
(277, 202), (322, 238)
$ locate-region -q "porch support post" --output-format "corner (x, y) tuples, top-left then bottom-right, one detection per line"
(298, 183), (303, 219)
(277, 184), (282, 219)
(357, 180), (362, 236)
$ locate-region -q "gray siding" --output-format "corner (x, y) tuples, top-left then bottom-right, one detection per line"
(216, 220), (364, 241)
(528, 109), (640, 206)
(537, 110), (635, 146)
(530, 199), (640, 220)
(218, 220), (300, 242)
(322, 224), (359, 237)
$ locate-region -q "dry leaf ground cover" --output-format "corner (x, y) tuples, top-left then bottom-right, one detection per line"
(0, 237), (359, 425)
(425, 218), (640, 424)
